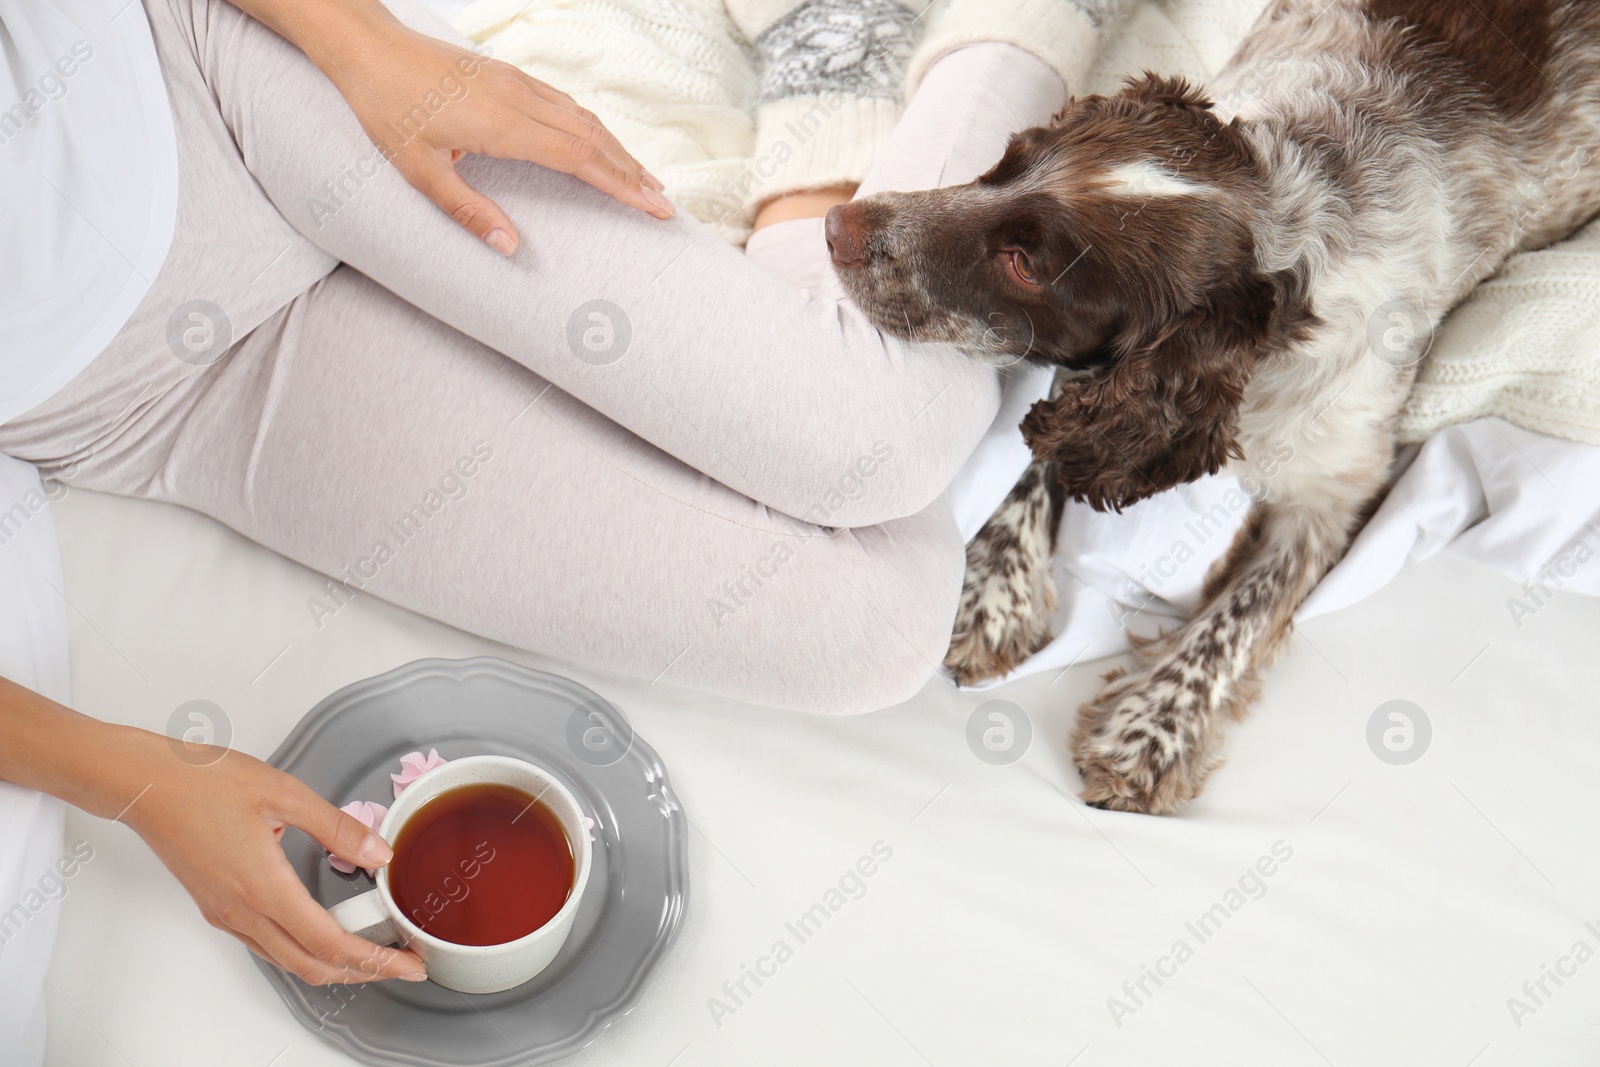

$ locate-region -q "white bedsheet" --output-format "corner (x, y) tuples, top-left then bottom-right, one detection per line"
(981, 418), (1600, 683)
(36, 483), (1600, 1066)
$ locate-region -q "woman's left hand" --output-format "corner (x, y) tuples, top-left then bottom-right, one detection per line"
(231, 0), (673, 255)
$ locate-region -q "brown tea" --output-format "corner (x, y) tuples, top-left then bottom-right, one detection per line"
(389, 782), (574, 946)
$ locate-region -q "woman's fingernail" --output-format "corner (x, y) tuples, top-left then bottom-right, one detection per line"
(359, 833), (393, 867)
(643, 169), (665, 192)
(485, 228), (516, 256)
(400, 969), (428, 982)
(642, 186), (675, 218)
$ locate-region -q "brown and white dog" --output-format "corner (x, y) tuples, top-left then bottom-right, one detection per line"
(825, 0), (1600, 813)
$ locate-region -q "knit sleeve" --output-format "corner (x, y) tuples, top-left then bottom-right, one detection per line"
(725, 0), (925, 210)
(906, 0), (1134, 97)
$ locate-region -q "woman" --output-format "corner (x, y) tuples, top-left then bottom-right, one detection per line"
(0, 0), (1116, 1046)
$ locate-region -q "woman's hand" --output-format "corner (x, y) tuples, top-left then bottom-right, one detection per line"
(752, 184), (858, 232)
(124, 730), (426, 985)
(228, 0), (673, 256)
(0, 678), (424, 985)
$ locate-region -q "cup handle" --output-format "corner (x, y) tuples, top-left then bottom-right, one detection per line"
(329, 888), (397, 945)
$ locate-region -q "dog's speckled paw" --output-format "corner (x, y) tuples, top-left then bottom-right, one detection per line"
(944, 461), (1059, 686)
(1070, 668), (1227, 815)
(943, 597), (1055, 686)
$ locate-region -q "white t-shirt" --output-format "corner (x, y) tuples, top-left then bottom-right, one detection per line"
(0, 0), (177, 424)
(0, 453), (72, 1067)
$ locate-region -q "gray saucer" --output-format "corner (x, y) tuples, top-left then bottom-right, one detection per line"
(255, 657), (688, 1066)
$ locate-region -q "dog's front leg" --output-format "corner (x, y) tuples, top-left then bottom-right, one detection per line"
(944, 460), (1063, 685)
(1071, 497), (1356, 814)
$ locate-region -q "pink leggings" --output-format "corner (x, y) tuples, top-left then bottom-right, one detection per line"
(0, 0), (1065, 712)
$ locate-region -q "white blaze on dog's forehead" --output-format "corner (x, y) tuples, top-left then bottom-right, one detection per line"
(1102, 161), (1209, 198)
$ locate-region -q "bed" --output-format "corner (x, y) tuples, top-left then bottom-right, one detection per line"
(26, 0), (1600, 1062)
(36, 474), (1600, 1066)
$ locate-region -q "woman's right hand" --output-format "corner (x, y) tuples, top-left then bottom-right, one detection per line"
(0, 677), (423, 985)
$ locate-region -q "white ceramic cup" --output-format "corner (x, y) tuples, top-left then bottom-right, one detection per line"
(329, 754), (592, 994)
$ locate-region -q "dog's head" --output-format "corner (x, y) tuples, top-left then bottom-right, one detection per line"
(828, 75), (1312, 510)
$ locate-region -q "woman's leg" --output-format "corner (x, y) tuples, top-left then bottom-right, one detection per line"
(155, 0), (1068, 527)
(745, 44), (1066, 541)
(9, 266), (964, 712)
(0, 2), (1064, 709)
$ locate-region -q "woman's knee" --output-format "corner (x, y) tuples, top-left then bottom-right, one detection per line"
(731, 508), (967, 714)
(757, 366), (1001, 529)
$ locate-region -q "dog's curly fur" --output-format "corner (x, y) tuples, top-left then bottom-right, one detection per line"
(830, 0), (1600, 813)
(943, 459), (1064, 685)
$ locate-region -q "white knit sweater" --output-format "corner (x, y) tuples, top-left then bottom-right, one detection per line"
(453, 0), (1135, 239)
(453, 0), (1600, 446)
(727, 0), (924, 216)
(452, 0), (759, 241)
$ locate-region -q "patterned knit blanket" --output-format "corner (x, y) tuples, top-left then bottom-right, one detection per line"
(454, 0), (1600, 447)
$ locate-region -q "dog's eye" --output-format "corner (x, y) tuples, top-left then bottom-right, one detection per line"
(1006, 249), (1041, 288)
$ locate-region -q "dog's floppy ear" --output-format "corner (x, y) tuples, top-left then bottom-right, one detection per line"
(1049, 75), (1214, 128)
(1048, 95), (1090, 129)
(1123, 73), (1214, 112)
(1020, 276), (1272, 512)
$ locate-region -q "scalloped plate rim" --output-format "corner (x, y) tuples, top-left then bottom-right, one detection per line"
(255, 656), (688, 1067)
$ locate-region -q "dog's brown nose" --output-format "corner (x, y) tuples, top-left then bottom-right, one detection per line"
(825, 205), (869, 269)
